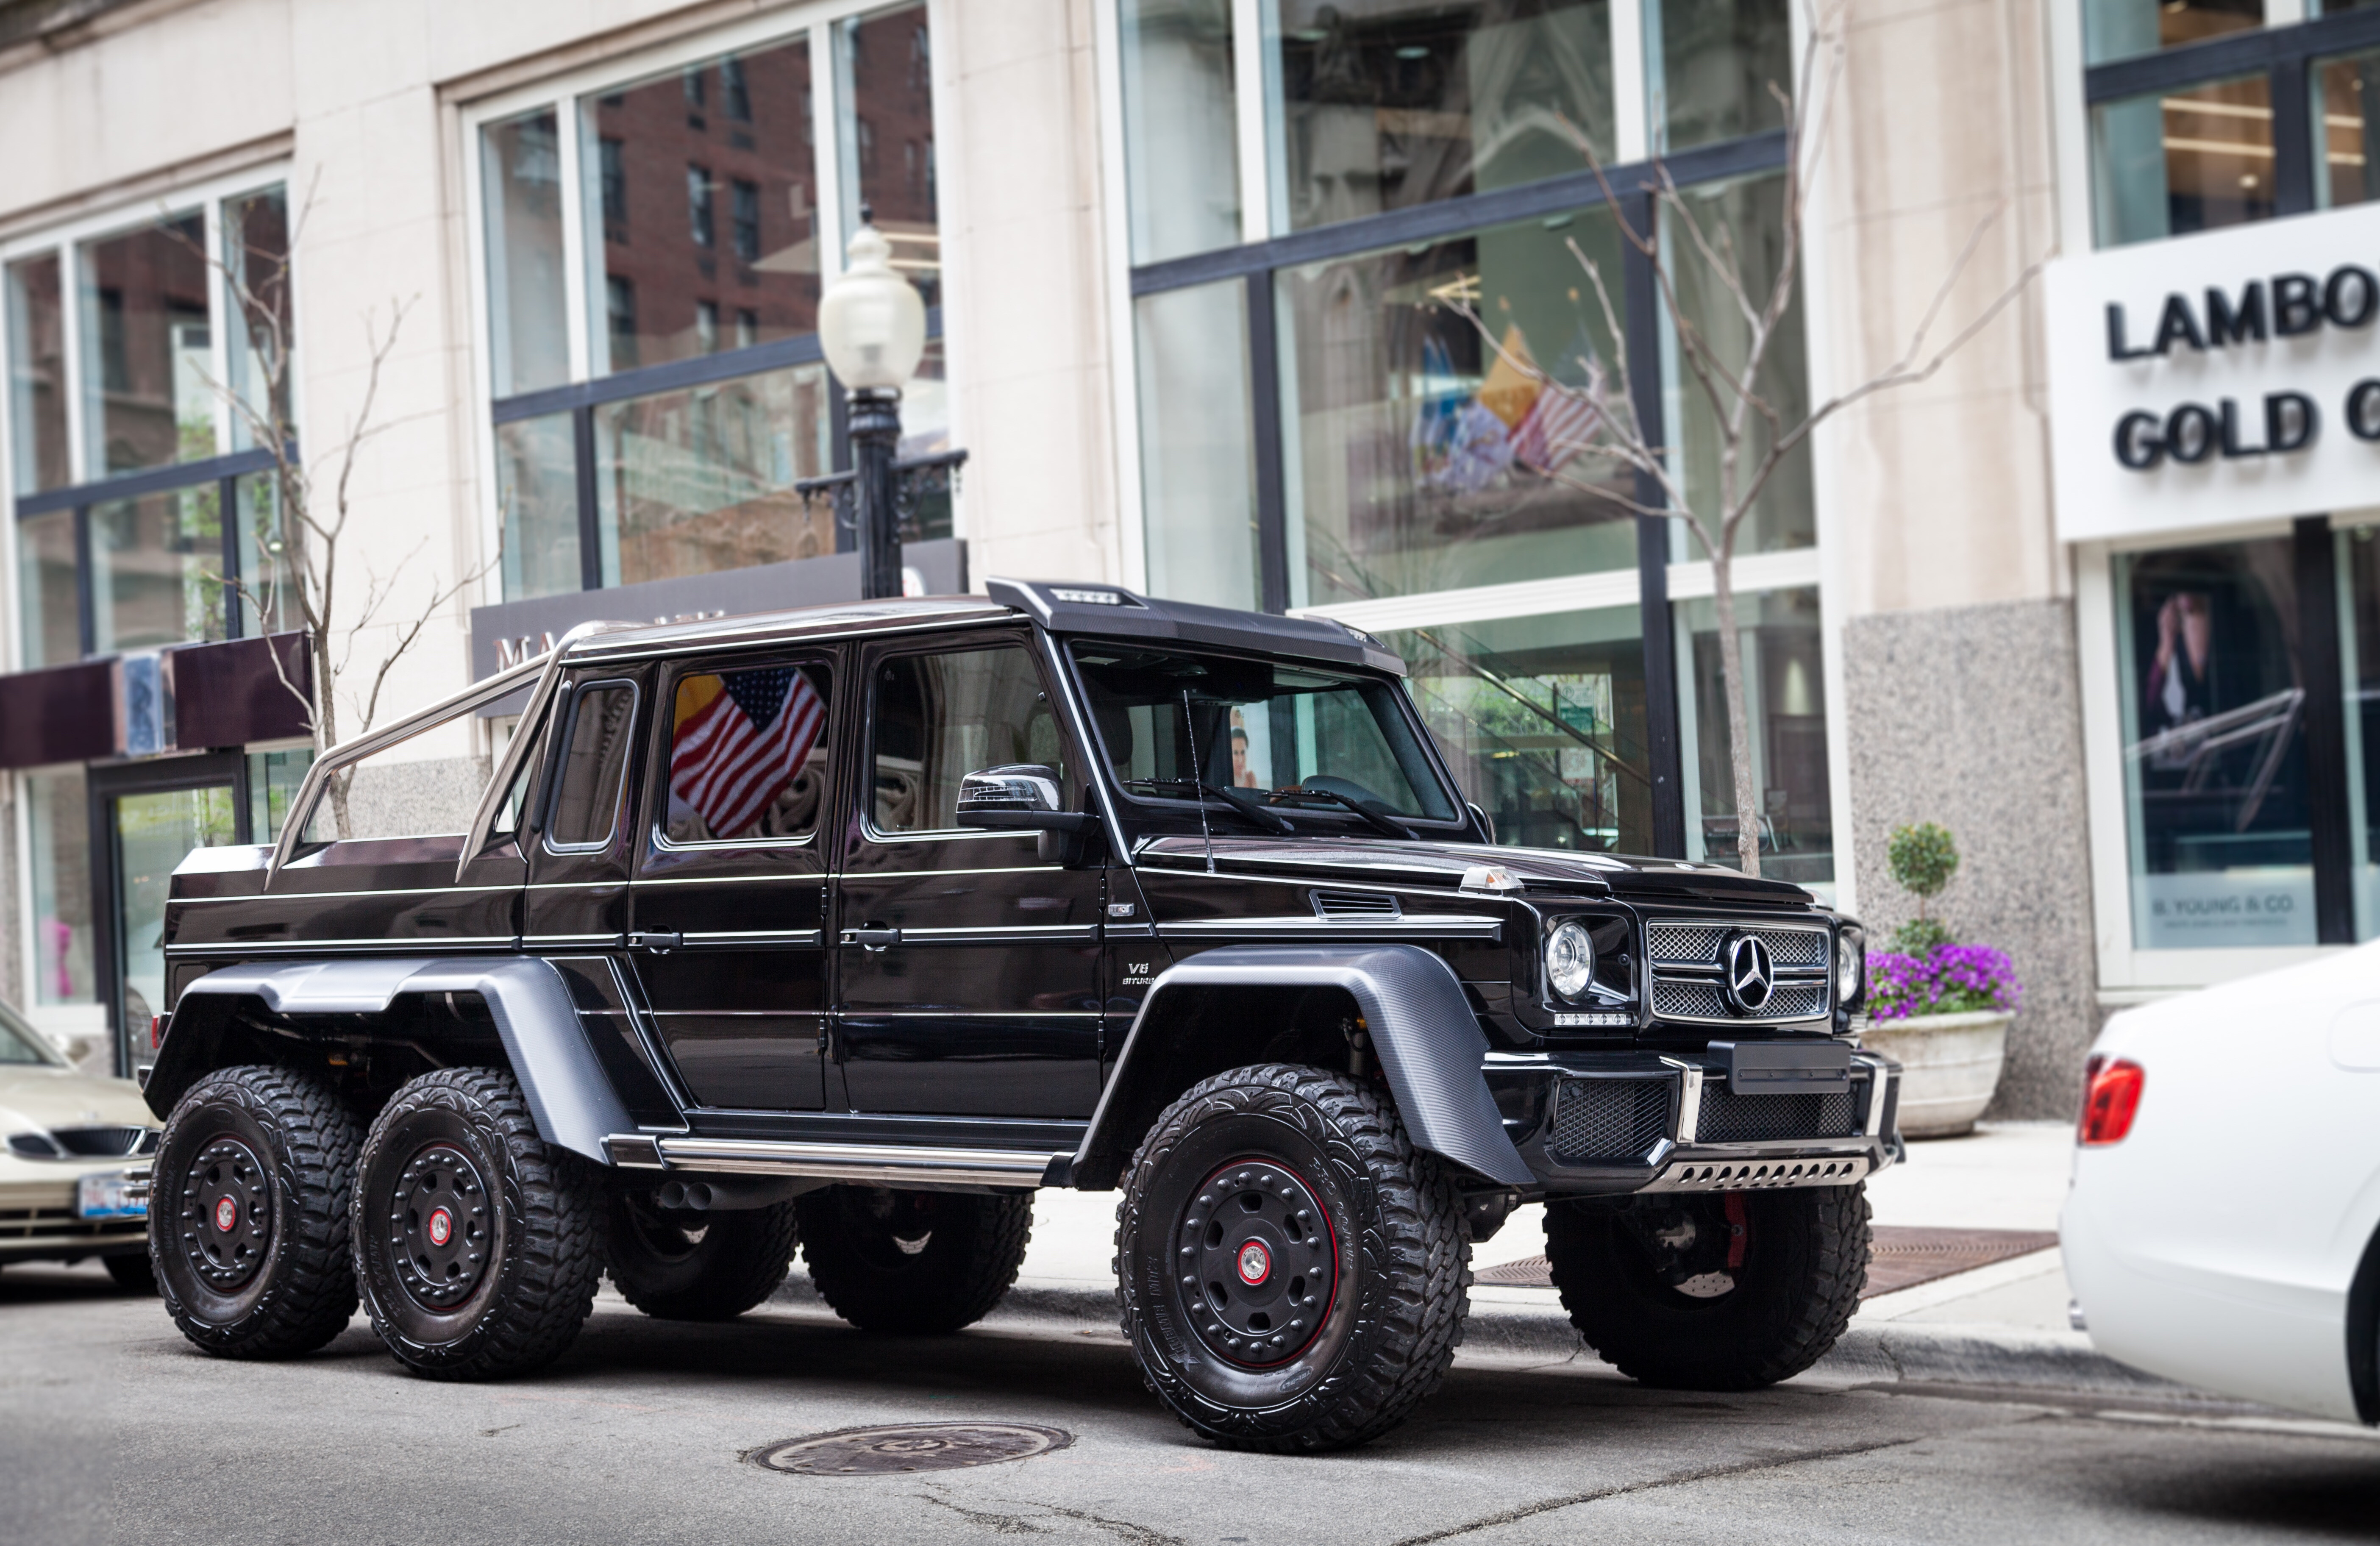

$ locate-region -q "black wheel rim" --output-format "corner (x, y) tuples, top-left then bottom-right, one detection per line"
(388, 1143), (493, 1311)
(1172, 1157), (1338, 1368)
(179, 1134), (272, 1291)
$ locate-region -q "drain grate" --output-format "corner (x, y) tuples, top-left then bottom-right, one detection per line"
(751, 1422), (1073, 1476)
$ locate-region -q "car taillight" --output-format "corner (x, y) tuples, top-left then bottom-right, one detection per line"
(2079, 1054), (2145, 1146)
(149, 1014), (166, 1051)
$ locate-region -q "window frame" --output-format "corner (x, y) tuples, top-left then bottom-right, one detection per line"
(541, 677), (643, 855)
(0, 164), (298, 674)
(650, 653), (838, 852)
(458, 2), (955, 608)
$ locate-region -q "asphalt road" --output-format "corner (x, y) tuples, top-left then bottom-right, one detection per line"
(6, 1260), (2379, 1546)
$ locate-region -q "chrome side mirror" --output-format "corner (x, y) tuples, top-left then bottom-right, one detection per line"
(957, 763), (1099, 864)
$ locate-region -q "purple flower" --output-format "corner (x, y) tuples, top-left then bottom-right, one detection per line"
(1863, 943), (2022, 1021)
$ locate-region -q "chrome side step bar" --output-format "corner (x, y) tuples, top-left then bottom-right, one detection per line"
(605, 1133), (1061, 1189)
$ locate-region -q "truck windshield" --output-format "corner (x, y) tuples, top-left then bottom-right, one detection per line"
(1069, 644), (1459, 825)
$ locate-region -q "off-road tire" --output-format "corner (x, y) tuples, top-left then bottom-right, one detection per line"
(606, 1190), (801, 1321)
(1115, 1064), (1471, 1453)
(152, 1065), (361, 1357)
(798, 1186), (1031, 1333)
(1544, 1182), (1869, 1390)
(353, 1068), (604, 1380)
(103, 1251), (157, 1294)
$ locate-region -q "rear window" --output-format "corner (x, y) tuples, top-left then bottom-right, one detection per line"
(546, 681), (639, 850)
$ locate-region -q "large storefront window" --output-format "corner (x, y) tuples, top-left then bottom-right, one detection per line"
(1119, 0), (1239, 263)
(1278, 203), (1633, 607)
(478, 9), (946, 603)
(1652, 0), (1791, 153)
(2116, 538), (2314, 949)
(2091, 75), (2275, 247)
(1679, 585), (1832, 887)
(2083, 0), (2260, 67)
(1390, 604), (1653, 854)
(6, 253), (69, 494)
(78, 212), (215, 478)
(1137, 281), (1259, 610)
(27, 768), (93, 1009)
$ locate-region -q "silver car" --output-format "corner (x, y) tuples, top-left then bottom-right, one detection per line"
(0, 1000), (158, 1290)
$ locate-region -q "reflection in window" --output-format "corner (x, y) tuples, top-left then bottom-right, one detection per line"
(236, 472), (295, 637)
(1388, 606), (1652, 853)
(1665, 173), (1813, 560)
(2093, 75), (2275, 247)
(1653, 0), (1791, 153)
(2316, 48), (2380, 210)
(1278, 203), (1634, 608)
(2082, 0), (2259, 67)
(91, 484), (229, 652)
(78, 212), (214, 476)
(117, 784), (238, 1039)
(1137, 281), (1260, 610)
(6, 253), (70, 493)
(1119, 0), (1240, 263)
(593, 363), (833, 587)
(248, 747), (315, 844)
(1678, 587), (1832, 888)
(2116, 539), (2312, 948)
(1271, 0), (1614, 234)
(2335, 525), (2380, 936)
(840, 2), (939, 306)
(222, 186), (292, 452)
(549, 684), (639, 848)
(482, 108), (571, 396)
(28, 769), (94, 1008)
(17, 508), (80, 667)
(665, 662), (831, 843)
(497, 411), (582, 600)
(873, 648), (1058, 831)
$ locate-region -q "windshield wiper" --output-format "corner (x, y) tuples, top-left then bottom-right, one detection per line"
(1120, 777), (1294, 834)
(1268, 786), (1417, 841)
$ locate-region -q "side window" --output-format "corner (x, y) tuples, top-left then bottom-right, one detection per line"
(872, 645), (1065, 834)
(661, 659), (832, 844)
(546, 681), (639, 851)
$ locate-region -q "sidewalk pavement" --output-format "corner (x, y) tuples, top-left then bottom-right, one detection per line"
(848, 1118), (2198, 1401)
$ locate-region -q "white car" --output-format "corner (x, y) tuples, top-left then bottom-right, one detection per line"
(2063, 945), (2380, 1423)
(0, 999), (159, 1290)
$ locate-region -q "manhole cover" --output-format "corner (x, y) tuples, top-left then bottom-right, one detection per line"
(751, 1422), (1073, 1476)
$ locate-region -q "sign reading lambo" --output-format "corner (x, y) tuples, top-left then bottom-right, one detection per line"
(2046, 204), (2380, 542)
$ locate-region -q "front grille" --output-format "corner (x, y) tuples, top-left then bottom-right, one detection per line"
(1549, 1079), (1670, 1164)
(1695, 1087), (1859, 1143)
(1643, 918), (1832, 1025)
(52, 1126), (149, 1158)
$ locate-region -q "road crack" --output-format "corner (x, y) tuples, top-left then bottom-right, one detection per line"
(915, 1490), (1050, 1535)
(913, 1486), (1185, 1546)
(1386, 1433), (1940, 1544)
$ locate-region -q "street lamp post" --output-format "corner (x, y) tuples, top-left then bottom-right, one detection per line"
(817, 221), (929, 601)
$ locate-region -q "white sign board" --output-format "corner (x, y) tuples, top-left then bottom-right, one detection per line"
(2046, 203), (2380, 543)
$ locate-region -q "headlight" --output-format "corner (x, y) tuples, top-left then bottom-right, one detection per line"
(1836, 926), (1864, 1001)
(1546, 920), (1597, 1001)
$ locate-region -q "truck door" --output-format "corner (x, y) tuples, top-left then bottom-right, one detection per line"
(833, 633), (1104, 1118)
(626, 651), (839, 1112)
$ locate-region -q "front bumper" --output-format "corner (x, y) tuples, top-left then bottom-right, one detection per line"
(1483, 1047), (1901, 1198)
(0, 1171), (150, 1264)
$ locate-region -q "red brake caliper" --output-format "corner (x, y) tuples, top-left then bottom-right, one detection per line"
(1724, 1191), (1748, 1270)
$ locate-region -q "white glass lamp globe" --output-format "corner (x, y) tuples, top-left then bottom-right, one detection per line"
(818, 224), (927, 392)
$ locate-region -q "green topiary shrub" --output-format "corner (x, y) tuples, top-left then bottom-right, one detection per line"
(1886, 822), (1959, 954)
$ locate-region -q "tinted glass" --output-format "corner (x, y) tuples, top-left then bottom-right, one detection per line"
(873, 646), (1059, 831)
(1120, 0), (1239, 262)
(117, 784), (238, 1040)
(1271, 0), (1614, 233)
(483, 108), (571, 396)
(1277, 203), (1633, 608)
(593, 363), (834, 586)
(840, 2), (940, 306)
(79, 212), (214, 475)
(2093, 75), (2275, 247)
(1071, 645), (1458, 822)
(498, 411), (581, 600)
(2116, 538), (2312, 948)
(1138, 280), (1259, 610)
(1681, 586), (1832, 888)
(18, 507), (80, 667)
(6, 252), (69, 493)
(91, 484), (229, 652)
(1654, 0), (1790, 152)
(549, 683), (639, 848)
(664, 661), (832, 843)
(2083, 0), (2259, 66)
(582, 36), (820, 375)
(2317, 48), (2380, 210)
(222, 186), (292, 450)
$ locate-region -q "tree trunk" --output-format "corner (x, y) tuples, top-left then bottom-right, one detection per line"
(1710, 556), (1762, 878)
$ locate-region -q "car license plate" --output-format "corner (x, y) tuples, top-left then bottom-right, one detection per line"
(78, 1171), (145, 1221)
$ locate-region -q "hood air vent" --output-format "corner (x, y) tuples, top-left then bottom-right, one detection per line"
(1310, 890), (1402, 920)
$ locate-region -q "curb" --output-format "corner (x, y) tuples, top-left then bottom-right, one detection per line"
(773, 1276), (2194, 1401)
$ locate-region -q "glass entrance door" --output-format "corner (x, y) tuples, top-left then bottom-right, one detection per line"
(112, 784), (239, 1051)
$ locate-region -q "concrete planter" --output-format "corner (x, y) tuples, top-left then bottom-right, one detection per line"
(1860, 1009), (2013, 1139)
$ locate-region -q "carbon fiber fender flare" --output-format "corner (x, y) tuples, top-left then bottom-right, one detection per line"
(147, 957), (632, 1164)
(1072, 943), (1532, 1189)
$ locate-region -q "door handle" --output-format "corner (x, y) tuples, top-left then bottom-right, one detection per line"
(628, 931), (682, 953)
(842, 926), (902, 952)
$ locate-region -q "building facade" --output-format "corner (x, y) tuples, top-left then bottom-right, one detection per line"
(0, 0), (2350, 1112)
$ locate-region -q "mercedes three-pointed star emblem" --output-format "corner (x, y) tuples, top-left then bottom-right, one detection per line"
(1721, 933), (1775, 1014)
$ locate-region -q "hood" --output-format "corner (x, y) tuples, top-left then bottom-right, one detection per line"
(1134, 836), (1816, 906)
(0, 1062), (156, 1136)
